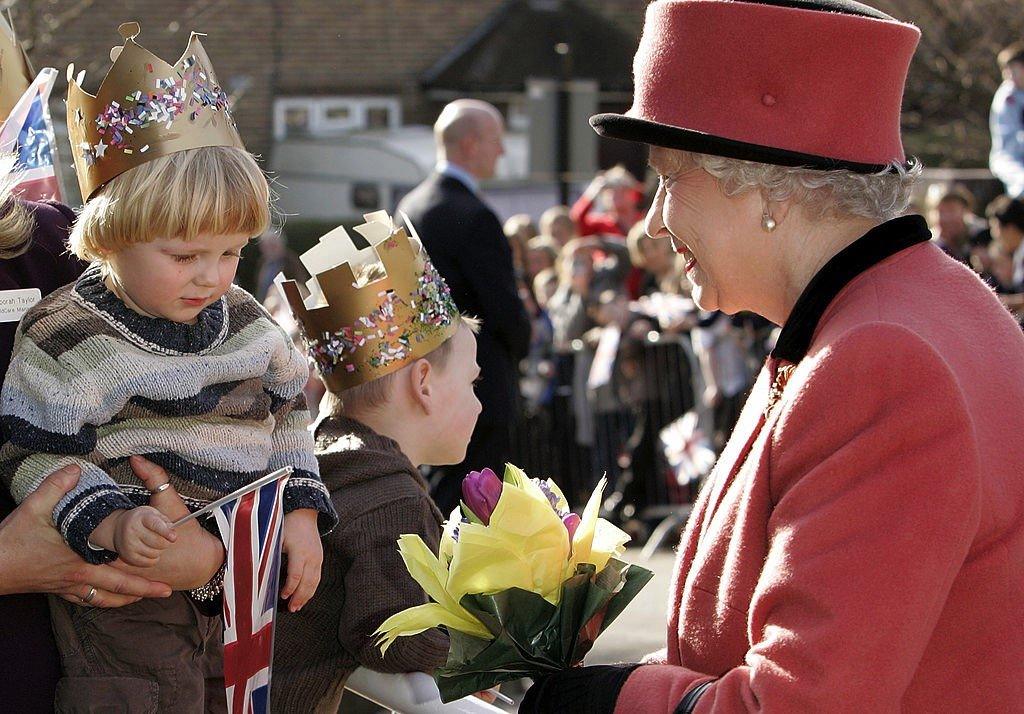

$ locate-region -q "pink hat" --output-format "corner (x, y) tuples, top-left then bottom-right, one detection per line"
(591, 0), (921, 173)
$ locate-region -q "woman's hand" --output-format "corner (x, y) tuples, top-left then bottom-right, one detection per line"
(107, 456), (224, 590)
(520, 664), (640, 713)
(279, 508), (323, 612)
(0, 465), (172, 606)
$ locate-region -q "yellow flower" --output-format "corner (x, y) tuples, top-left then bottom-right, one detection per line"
(375, 535), (491, 653)
(568, 477), (630, 576)
(375, 466), (631, 654)
(448, 475), (570, 604)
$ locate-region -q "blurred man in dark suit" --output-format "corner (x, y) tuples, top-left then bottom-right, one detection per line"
(398, 99), (531, 512)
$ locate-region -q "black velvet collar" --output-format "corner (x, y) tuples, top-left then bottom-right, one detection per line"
(73, 263), (228, 355)
(771, 214), (930, 363)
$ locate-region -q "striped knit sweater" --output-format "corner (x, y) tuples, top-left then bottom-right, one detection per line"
(0, 264), (337, 564)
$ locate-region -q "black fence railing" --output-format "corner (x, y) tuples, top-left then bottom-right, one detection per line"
(511, 332), (699, 537)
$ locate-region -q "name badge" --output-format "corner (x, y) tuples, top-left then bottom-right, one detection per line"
(0, 288), (42, 322)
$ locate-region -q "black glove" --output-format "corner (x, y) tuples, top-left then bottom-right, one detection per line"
(519, 664), (642, 714)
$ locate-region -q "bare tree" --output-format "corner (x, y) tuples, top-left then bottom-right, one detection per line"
(877, 0), (1022, 167)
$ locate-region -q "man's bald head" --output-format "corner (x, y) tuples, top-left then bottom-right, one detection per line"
(434, 99), (505, 181)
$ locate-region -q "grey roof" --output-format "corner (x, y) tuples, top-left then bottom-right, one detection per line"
(421, 0), (638, 93)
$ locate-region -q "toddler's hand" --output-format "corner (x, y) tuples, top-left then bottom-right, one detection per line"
(95, 506), (176, 567)
(280, 509), (323, 612)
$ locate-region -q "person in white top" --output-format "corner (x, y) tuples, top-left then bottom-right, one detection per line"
(990, 42), (1024, 198)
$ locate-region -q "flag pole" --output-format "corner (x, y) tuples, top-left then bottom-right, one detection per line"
(172, 465), (294, 527)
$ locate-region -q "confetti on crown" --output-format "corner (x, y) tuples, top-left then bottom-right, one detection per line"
(276, 211), (460, 392)
(66, 21), (245, 200)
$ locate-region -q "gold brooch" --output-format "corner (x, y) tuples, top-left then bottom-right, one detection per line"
(764, 363), (796, 418)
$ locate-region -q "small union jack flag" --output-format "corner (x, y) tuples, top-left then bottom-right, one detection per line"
(0, 67), (62, 202)
(213, 468), (292, 714)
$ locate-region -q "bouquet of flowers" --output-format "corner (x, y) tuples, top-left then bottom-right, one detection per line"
(375, 464), (653, 702)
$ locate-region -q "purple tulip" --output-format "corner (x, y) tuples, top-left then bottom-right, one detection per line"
(461, 468), (503, 524)
(563, 512), (582, 540)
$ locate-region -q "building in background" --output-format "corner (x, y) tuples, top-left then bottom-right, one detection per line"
(20, 0), (647, 224)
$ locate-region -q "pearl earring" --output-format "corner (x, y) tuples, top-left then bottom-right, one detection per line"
(761, 207), (777, 233)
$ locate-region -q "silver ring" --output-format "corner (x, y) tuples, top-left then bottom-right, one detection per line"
(151, 483), (171, 494)
(82, 586), (97, 604)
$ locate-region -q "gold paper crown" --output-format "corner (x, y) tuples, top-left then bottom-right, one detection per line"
(66, 22), (244, 200)
(277, 211), (461, 393)
(0, 14), (33, 122)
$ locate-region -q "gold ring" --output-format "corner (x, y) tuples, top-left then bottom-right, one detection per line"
(83, 586), (97, 604)
(151, 483), (171, 494)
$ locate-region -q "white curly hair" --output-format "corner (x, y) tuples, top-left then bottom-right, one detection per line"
(658, 149), (922, 222)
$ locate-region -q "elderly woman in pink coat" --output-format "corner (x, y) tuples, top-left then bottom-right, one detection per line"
(521, 1), (1024, 712)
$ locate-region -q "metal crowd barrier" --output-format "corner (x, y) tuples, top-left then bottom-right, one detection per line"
(511, 330), (701, 538)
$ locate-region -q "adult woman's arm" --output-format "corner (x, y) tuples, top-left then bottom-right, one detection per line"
(107, 456), (225, 590)
(0, 465), (172, 606)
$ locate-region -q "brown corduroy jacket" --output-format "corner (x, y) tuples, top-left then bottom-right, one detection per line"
(271, 416), (450, 713)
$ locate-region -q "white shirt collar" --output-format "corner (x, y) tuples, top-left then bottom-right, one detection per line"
(436, 161), (479, 194)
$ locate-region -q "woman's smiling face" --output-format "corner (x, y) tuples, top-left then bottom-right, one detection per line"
(644, 147), (763, 314)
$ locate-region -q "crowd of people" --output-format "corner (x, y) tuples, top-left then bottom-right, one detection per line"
(924, 183), (1024, 319)
(496, 170), (764, 532)
(260, 116), (763, 537)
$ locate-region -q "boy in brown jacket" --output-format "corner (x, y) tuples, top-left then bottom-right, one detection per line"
(271, 213), (481, 712)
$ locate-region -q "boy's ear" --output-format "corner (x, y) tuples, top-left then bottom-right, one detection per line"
(406, 358), (434, 414)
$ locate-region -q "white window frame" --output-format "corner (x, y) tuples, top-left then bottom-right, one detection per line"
(274, 99), (313, 140)
(273, 96), (402, 140)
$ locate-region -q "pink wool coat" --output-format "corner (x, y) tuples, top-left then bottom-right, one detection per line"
(616, 229), (1024, 712)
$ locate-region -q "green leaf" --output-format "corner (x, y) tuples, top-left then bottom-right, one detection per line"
(502, 463), (529, 488)
(570, 560), (654, 663)
(599, 562), (655, 634)
(447, 629), (498, 666)
(431, 558), (655, 702)
(459, 588), (562, 663)
(459, 500), (484, 525)
(436, 628), (564, 702)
